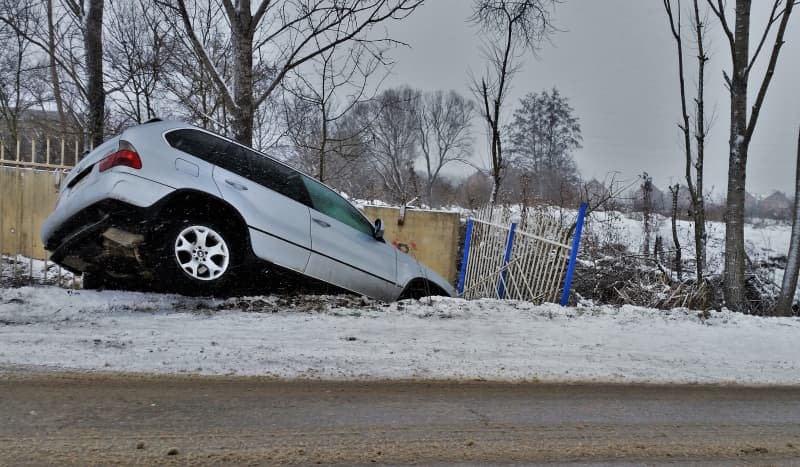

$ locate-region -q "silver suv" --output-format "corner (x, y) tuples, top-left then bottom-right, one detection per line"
(41, 120), (453, 301)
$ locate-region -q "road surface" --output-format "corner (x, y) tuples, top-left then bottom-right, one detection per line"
(1, 373), (799, 465)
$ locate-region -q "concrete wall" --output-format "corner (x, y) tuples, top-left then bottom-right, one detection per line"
(362, 206), (461, 285)
(0, 167), (61, 260)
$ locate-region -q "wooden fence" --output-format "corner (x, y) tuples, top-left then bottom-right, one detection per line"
(0, 138), (78, 286)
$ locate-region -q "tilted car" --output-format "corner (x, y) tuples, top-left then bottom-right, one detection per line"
(40, 120), (454, 301)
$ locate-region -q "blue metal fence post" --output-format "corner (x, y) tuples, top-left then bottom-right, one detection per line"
(560, 202), (587, 306)
(456, 219), (474, 296)
(497, 222), (517, 299)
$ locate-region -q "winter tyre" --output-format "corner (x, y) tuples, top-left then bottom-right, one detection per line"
(154, 218), (241, 295)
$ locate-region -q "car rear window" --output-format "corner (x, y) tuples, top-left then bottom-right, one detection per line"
(166, 128), (310, 206)
(165, 129), (229, 166)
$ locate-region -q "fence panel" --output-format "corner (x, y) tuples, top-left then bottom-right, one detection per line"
(458, 205), (584, 304)
(0, 138), (76, 287)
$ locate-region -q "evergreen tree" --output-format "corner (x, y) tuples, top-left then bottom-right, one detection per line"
(507, 88), (582, 201)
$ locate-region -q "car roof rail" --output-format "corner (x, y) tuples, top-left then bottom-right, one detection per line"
(144, 118), (163, 124)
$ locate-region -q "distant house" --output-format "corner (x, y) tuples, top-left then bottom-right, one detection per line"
(0, 110), (84, 166)
(0, 109), (82, 142)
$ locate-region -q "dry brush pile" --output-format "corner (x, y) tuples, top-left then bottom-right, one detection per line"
(569, 212), (790, 314)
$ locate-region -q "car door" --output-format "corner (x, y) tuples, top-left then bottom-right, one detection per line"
(300, 175), (400, 301)
(212, 142), (312, 273)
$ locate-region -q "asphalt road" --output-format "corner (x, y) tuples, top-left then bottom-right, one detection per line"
(1, 374), (799, 465)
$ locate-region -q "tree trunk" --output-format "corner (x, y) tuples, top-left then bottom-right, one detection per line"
(231, 14), (254, 147)
(490, 133), (502, 205)
(723, 0), (751, 312)
(670, 184), (682, 280)
(85, 0), (105, 148)
(774, 127), (800, 316)
(46, 0), (66, 135)
(692, 0), (707, 283)
(641, 173), (653, 256)
(319, 104), (328, 182)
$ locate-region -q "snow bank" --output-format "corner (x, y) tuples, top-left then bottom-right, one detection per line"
(2, 287), (799, 385)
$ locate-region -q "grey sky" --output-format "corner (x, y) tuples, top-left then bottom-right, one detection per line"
(380, 0), (800, 197)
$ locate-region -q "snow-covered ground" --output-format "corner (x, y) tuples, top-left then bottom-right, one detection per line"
(0, 255), (77, 288)
(2, 286), (799, 385)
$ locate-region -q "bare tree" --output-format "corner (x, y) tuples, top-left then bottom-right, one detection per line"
(469, 0), (558, 205)
(458, 171), (493, 209)
(1, 0), (88, 139)
(774, 127), (800, 316)
(283, 92), (374, 191)
(664, 0), (710, 283)
(353, 86), (420, 203)
(105, 0), (171, 126)
(0, 4), (41, 142)
(159, 0), (231, 135)
(161, 0), (422, 147)
(416, 90), (474, 207)
(706, 0), (796, 312)
(283, 38), (387, 182)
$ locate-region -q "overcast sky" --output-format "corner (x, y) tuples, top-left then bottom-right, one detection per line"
(379, 0), (800, 197)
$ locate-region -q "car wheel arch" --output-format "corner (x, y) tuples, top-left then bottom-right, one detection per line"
(398, 277), (449, 300)
(150, 189), (254, 258)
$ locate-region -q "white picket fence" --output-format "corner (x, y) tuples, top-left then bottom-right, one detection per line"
(457, 205), (584, 304)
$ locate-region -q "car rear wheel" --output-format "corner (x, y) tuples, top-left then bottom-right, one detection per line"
(173, 225), (230, 281)
(153, 219), (240, 295)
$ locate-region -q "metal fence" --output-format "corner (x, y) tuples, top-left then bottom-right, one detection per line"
(0, 137), (78, 287)
(457, 204), (586, 304)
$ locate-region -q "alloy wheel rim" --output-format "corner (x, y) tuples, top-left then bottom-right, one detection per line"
(174, 225), (230, 281)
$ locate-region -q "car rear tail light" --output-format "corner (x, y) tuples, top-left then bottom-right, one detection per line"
(98, 141), (142, 172)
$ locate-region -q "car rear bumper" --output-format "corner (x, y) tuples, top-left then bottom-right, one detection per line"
(44, 199), (153, 274)
(41, 171), (174, 248)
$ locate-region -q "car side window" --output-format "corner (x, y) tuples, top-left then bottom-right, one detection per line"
(237, 147), (311, 206)
(301, 176), (374, 237)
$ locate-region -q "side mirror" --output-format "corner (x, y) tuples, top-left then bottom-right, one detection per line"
(373, 218), (385, 240)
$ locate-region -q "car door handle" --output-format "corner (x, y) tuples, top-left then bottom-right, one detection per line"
(312, 218), (331, 228)
(225, 179), (248, 191)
